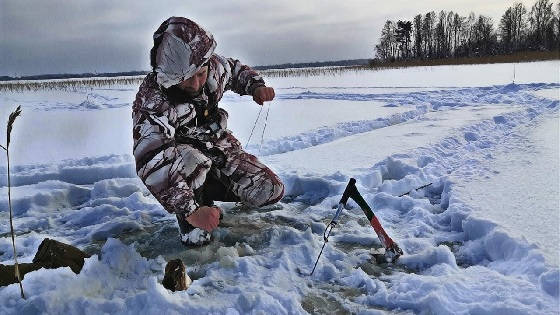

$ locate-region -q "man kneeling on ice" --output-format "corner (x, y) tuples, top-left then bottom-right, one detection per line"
(132, 17), (284, 246)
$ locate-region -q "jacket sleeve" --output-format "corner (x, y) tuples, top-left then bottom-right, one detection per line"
(225, 58), (266, 96)
(132, 74), (208, 216)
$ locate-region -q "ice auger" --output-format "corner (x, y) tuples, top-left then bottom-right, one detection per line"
(308, 178), (404, 276)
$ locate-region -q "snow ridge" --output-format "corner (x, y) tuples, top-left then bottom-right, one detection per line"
(0, 154), (136, 187)
(247, 105), (428, 156)
(247, 83), (558, 156)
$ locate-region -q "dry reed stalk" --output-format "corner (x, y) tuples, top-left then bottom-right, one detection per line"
(3, 105), (25, 299)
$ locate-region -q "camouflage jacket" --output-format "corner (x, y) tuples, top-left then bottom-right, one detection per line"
(132, 54), (265, 216)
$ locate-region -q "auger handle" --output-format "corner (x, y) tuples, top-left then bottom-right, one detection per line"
(323, 178), (358, 241)
(339, 178), (357, 206)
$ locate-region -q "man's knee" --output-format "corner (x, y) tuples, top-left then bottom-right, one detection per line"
(262, 176), (284, 206)
(250, 169), (284, 207)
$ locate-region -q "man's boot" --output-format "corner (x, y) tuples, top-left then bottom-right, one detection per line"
(176, 212), (212, 246)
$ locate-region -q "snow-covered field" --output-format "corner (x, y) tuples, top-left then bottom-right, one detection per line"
(0, 61), (559, 314)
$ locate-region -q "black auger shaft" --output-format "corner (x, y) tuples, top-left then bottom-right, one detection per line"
(308, 178), (404, 276)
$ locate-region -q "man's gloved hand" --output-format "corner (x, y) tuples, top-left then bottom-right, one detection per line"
(253, 86), (275, 105)
(186, 206), (221, 232)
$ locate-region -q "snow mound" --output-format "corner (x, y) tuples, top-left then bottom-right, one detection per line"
(399, 245), (458, 270)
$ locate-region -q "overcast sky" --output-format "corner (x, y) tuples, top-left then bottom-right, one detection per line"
(1, 0), (538, 76)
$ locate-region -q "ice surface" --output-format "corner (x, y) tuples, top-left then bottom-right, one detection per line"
(0, 62), (559, 314)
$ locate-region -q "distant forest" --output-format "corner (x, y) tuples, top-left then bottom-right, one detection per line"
(373, 0), (560, 63)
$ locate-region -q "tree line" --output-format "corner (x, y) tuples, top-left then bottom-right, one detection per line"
(374, 0), (560, 62)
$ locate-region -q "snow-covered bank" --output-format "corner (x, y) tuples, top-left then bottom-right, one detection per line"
(0, 62), (559, 314)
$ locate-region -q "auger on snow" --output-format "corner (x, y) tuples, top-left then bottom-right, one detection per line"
(308, 178), (405, 276)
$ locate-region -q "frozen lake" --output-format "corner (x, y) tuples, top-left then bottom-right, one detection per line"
(1, 61), (559, 314)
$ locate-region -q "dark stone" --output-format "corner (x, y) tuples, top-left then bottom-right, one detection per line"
(1, 239), (91, 287)
(162, 259), (190, 292)
(0, 263), (42, 286)
(32, 238), (90, 274)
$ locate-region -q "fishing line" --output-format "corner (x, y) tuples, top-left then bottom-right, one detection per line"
(227, 101), (271, 206)
(259, 102), (271, 154)
(245, 105), (264, 148)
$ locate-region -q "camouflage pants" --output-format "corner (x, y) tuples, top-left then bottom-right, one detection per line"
(175, 131), (284, 210)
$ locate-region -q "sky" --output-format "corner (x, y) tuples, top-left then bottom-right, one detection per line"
(1, 0), (539, 76)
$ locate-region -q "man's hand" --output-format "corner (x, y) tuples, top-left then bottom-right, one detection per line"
(253, 86), (275, 105)
(186, 206), (221, 232)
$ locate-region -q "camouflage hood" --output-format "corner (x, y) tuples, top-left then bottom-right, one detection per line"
(150, 17), (217, 89)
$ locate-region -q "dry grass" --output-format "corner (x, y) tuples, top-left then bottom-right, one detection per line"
(259, 65), (366, 78)
(3, 105), (25, 299)
(0, 75), (145, 92)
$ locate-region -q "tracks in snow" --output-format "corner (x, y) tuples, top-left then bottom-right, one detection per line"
(246, 83), (558, 156)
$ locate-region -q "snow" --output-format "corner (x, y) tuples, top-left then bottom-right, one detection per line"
(455, 112), (559, 266)
(0, 61), (559, 314)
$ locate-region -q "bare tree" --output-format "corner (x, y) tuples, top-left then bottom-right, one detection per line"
(435, 11), (446, 58)
(529, 0), (554, 49)
(500, 7), (516, 52)
(413, 14), (423, 58)
(501, 3), (528, 53)
(512, 2), (528, 50)
(552, 2), (560, 48)
(423, 11), (436, 58)
(460, 12), (478, 56)
(445, 11), (455, 55)
(396, 20), (413, 59)
(375, 20), (398, 60)
(473, 15), (497, 55)
(452, 13), (464, 56)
